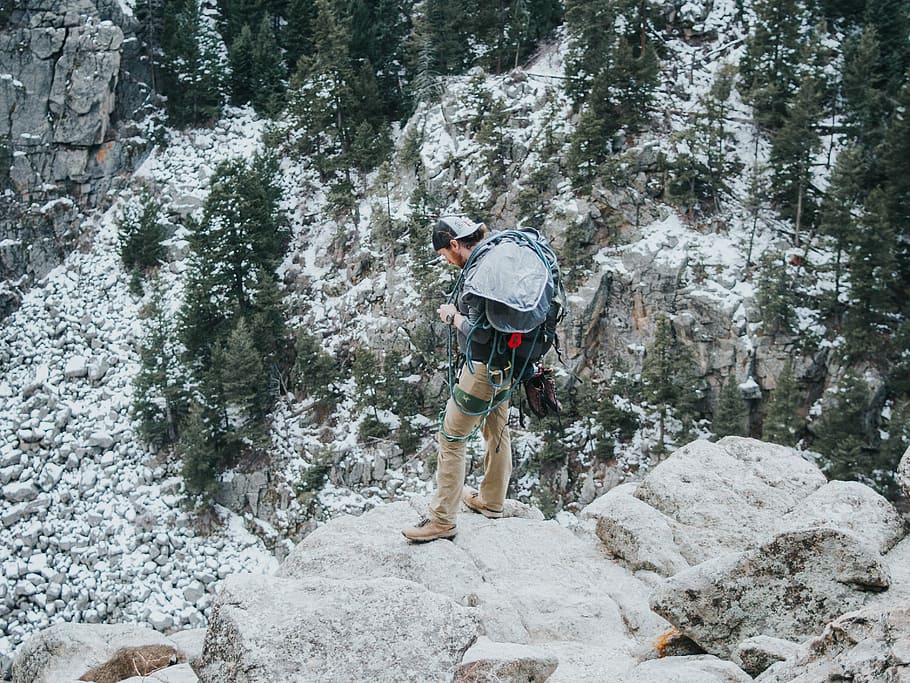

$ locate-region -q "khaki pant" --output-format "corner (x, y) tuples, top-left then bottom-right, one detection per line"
(430, 362), (512, 526)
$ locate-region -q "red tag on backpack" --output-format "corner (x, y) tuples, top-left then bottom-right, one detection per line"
(507, 332), (523, 349)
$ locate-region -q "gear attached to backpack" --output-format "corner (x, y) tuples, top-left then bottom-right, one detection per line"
(443, 228), (565, 431)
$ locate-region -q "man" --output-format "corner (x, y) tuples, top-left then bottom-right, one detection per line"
(402, 216), (512, 543)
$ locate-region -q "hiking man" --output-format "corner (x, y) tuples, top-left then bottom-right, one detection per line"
(402, 215), (512, 542)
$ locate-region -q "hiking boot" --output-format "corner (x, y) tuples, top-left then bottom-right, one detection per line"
(462, 488), (503, 519)
(402, 518), (457, 543)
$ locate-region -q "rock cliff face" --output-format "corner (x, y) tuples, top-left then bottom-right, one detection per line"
(0, 0), (151, 313)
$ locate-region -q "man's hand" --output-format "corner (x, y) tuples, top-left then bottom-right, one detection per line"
(438, 303), (458, 325)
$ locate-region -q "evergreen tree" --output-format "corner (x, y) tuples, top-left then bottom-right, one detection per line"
(218, 0), (265, 46)
(641, 316), (702, 456)
(878, 399), (910, 498)
(756, 251), (798, 336)
(841, 28), (890, 164)
(564, 0), (659, 177)
(864, 0), (910, 95)
(249, 15), (287, 113)
(179, 153), (287, 362)
(293, 331), (340, 403)
(817, 144), (865, 315)
(844, 188), (899, 356)
(284, 0), (318, 69)
(160, 0), (226, 126)
(229, 23), (257, 106)
(739, 0), (811, 130)
(768, 75), (823, 238)
(179, 401), (223, 499)
(668, 64), (738, 214)
(118, 190), (167, 274)
(713, 376), (748, 438)
(133, 279), (190, 447)
(812, 372), (873, 485)
(213, 317), (270, 441)
(762, 359), (803, 445)
(880, 74), (910, 297)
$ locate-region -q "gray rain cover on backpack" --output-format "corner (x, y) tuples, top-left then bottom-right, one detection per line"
(462, 239), (554, 333)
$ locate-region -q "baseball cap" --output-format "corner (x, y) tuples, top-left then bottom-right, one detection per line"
(432, 215), (481, 250)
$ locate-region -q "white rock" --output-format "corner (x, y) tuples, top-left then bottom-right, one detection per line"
(87, 431), (114, 449)
(899, 445), (910, 500)
(3, 481), (39, 503)
(63, 356), (89, 379)
(37, 464), (64, 492)
(196, 574), (478, 683)
(775, 480), (905, 554)
(621, 655), (752, 682)
(631, 437), (827, 565)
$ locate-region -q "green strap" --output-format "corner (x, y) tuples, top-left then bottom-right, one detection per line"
(453, 385), (511, 414)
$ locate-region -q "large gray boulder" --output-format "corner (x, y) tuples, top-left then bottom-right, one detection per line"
(11, 622), (180, 683)
(650, 528), (890, 658)
(277, 500), (668, 681)
(584, 437), (827, 574)
(195, 573), (479, 683)
(587, 483), (690, 576)
(756, 601), (910, 682)
(774, 479), (905, 554)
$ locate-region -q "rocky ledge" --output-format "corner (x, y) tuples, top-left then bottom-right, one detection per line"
(10, 437), (910, 682)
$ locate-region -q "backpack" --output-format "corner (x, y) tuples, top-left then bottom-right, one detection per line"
(456, 228), (565, 383)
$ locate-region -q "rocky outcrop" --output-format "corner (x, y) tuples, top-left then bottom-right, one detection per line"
(650, 528), (890, 659)
(756, 601), (910, 682)
(0, 0), (151, 300)
(586, 437), (828, 574)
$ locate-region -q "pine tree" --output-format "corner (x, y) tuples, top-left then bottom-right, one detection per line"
(133, 279), (189, 447)
(817, 144), (865, 315)
(160, 0), (226, 126)
(641, 316), (702, 456)
(213, 318), (270, 441)
(739, 0), (811, 130)
(179, 401), (223, 499)
(229, 23), (257, 106)
(812, 372), (873, 485)
(756, 251), (798, 336)
(293, 331), (340, 403)
(250, 15), (287, 113)
(713, 376), (748, 438)
(762, 359), (803, 445)
(844, 188), (899, 356)
(284, 0), (317, 69)
(841, 28), (890, 163)
(768, 75), (823, 238)
(179, 153), (287, 362)
(564, 0), (659, 177)
(118, 190), (167, 274)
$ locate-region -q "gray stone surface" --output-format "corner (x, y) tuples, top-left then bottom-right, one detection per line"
(586, 437), (828, 574)
(196, 573), (479, 683)
(756, 601), (910, 682)
(775, 479), (905, 554)
(11, 623), (177, 683)
(731, 636), (800, 677)
(650, 528), (890, 658)
(278, 500), (668, 682)
(618, 655), (752, 682)
(589, 483), (690, 575)
(454, 637), (558, 682)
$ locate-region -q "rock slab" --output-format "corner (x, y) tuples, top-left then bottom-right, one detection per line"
(650, 528), (890, 658)
(195, 573), (479, 683)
